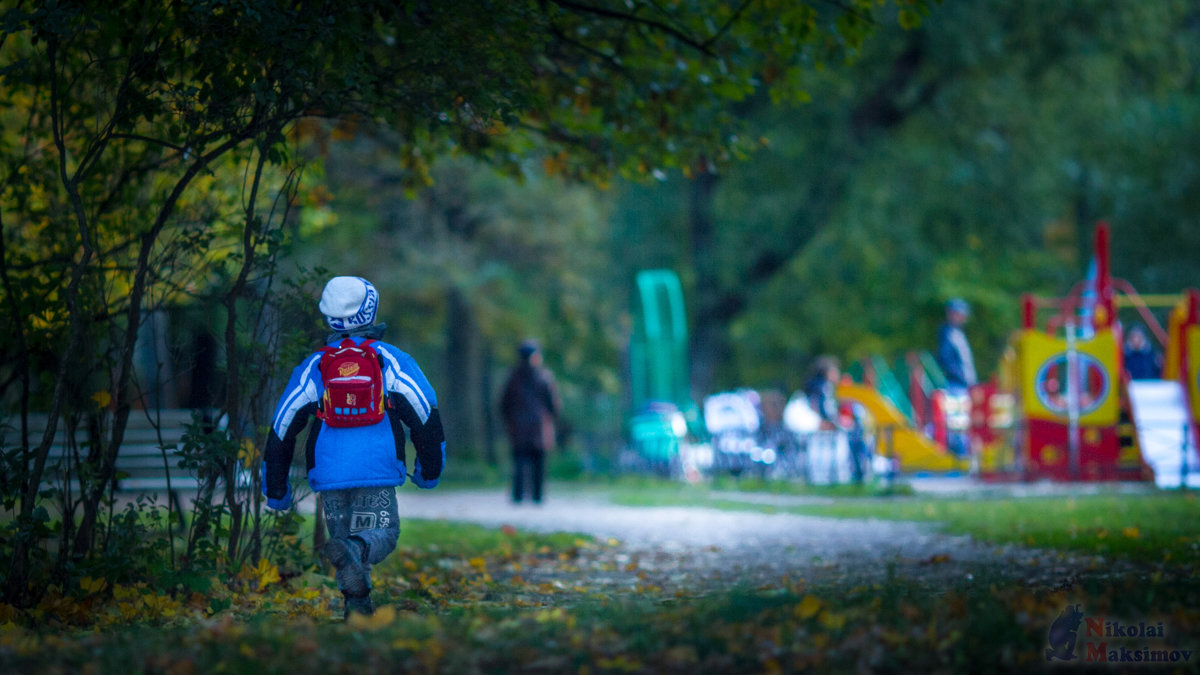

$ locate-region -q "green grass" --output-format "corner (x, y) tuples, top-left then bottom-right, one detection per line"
(5, 484), (1200, 673)
(435, 447), (595, 487)
(791, 491), (1200, 565)
(4, 513), (1199, 674)
(395, 520), (592, 560)
(587, 473), (912, 506)
(608, 483), (1200, 566)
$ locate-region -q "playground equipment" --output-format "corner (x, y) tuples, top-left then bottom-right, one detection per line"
(833, 223), (1198, 485)
(624, 224), (1199, 487)
(626, 269), (694, 472)
(992, 223), (1200, 485)
(834, 353), (984, 474)
(835, 381), (962, 473)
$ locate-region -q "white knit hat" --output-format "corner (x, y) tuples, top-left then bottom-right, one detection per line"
(319, 276), (379, 331)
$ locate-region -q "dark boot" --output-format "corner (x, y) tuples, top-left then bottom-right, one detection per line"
(342, 590), (375, 620)
(324, 535), (370, 600)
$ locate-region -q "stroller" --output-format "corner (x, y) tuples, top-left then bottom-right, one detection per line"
(703, 390), (762, 476)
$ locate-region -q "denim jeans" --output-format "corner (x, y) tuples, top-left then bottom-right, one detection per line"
(321, 486), (401, 573)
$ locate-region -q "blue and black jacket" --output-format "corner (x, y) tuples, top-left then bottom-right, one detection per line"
(936, 322), (977, 389)
(263, 336), (445, 499)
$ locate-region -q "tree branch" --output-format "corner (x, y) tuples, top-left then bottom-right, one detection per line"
(108, 133), (188, 152)
(547, 0), (716, 57)
(701, 0), (756, 50)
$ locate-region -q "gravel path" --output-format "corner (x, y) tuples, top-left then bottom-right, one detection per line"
(389, 487), (1076, 590)
(397, 488), (948, 555)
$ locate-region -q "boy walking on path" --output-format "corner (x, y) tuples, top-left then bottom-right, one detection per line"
(262, 276), (446, 619)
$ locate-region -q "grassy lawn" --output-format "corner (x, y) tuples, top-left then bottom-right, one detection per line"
(788, 491), (1200, 565)
(605, 478), (1200, 566)
(5, 515), (1197, 674)
(2, 483), (1199, 673)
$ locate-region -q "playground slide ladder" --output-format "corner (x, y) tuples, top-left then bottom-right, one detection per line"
(868, 355), (913, 423)
(1127, 380), (1200, 488)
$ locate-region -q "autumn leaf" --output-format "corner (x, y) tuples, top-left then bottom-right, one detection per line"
(91, 390), (111, 408)
(239, 559), (281, 590)
(238, 439), (256, 470)
(347, 604), (396, 631)
(794, 595), (821, 620)
(819, 609), (847, 631)
(80, 576), (108, 596)
(142, 593), (180, 618)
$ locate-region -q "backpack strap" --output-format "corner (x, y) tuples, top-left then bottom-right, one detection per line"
(316, 339), (361, 421)
(359, 339), (391, 408)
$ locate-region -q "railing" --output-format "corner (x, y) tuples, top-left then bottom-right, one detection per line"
(11, 409), (198, 493)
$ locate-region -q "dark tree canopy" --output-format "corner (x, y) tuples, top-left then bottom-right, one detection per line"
(0, 0), (931, 605)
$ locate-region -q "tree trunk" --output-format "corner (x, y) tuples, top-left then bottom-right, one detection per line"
(445, 286), (480, 457)
(481, 340), (497, 466)
(11, 37), (102, 601)
(688, 159), (722, 401)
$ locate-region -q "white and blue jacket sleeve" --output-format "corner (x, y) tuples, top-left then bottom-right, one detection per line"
(263, 338), (445, 499)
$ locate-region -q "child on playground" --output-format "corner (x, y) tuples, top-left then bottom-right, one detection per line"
(262, 276), (446, 619)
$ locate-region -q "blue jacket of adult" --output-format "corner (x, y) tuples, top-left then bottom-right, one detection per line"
(936, 322), (977, 389)
(263, 336), (445, 499)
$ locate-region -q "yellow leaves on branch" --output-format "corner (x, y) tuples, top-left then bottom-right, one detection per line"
(237, 438), (256, 470)
(90, 390), (111, 409)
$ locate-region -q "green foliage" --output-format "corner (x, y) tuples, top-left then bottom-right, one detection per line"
(1, 0), (932, 478)
(304, 151), (628, 456)
(611, 0), (1200, 391)
(0, 0), (377, 603)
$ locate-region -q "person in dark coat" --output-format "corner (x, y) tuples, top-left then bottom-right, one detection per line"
(936, 298), (977, 389)
(803, 356), (842, 430)
(935, 298), (975, 458)
(500, 339), (561, 504)
(1123, 325), (1162, 380)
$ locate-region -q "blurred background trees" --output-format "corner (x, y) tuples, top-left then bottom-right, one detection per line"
(313, 0), (1200, 458)
(0, 0), (925, 603)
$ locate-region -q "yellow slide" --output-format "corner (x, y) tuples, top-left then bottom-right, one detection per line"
(836, 382), (965, 473)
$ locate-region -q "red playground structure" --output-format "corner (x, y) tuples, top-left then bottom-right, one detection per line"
(985, 223), (1200, 486)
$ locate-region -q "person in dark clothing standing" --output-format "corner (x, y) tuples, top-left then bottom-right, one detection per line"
(936, 298), (975, 458)
(936, 298), (977, 390)
(1123, 325), (1162, 380)
(803, 356), (842, 430)
(500, 339), (561, 504)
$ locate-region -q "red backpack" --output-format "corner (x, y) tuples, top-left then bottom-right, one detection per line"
(317, 338), (387, 427)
